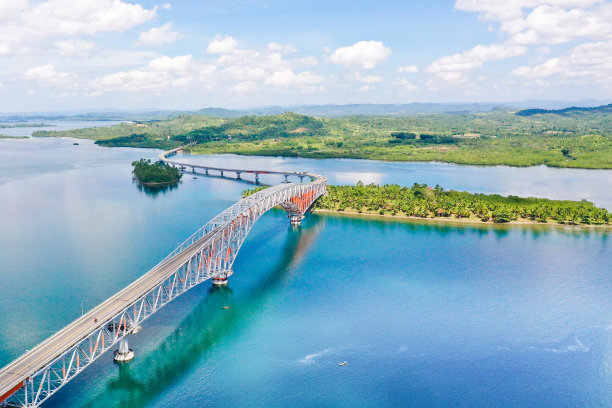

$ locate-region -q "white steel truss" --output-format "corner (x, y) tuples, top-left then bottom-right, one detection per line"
(0, 149), (326, 408)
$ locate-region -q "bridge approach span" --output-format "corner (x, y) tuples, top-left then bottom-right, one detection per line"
(0, 148), (326, 407)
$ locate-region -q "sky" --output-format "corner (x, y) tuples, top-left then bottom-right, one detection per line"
(1, 0), (612, 112)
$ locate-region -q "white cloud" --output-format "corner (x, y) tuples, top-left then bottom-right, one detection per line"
(137, 22), (182, 46)
(233, 81), (258, 93)
(397, 65), (418, 73)
(395, 78), (418, 92)
(207, 35), (238, 54)
(428, 43), (526, 84)
(88, 38), (326, 96)
(455, 0), (612, 45)
(454, 0), (604, 21)
(264, 69), (324, 92)
(90, 55), (196, 93)
(267, 42), (298, 54)
(55, 39), (94, 56)
(25, 65), (73, 87)
(0, 0), (158, 55)
(513, 40), (612, 84)
(329, 40), (392, 70)
(354, 72), (383, 83)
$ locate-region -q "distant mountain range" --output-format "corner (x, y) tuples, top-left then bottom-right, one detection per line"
(515, 103), (612, 116)
(2, 100), (611, 121)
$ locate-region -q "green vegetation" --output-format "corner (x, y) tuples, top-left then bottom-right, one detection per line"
(32, 108), (612, 169)
(132, 159), (182, 185)
(0, 123), (48, 128)
(33, 115), (225, 149)
(0, 135), (28, 139)
(245, 183), (611, 226)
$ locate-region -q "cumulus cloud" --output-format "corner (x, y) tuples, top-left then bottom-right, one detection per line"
(428, 43), (526, 84)
(88, 37), (325, 95)
(0, 0), (158, 55)
(395, 78), (418, 92)
(55, 39), (94, 57)
(397, 65), (418, 73)
(455, 0), (612, 45)
(513, 41), (612, 83)
(207, 35), (238, 54)
(25, 65), (73, 87)
(264, 69), (324, 92)
(329, 40), (392, 69)
(137, 22), (182, 46)
(91, 55), (197, 93)
(267, 42), (298, 54)
(354, 72), (383, 83)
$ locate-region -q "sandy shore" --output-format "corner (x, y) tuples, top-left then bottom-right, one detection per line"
(312, 208), (612, 228)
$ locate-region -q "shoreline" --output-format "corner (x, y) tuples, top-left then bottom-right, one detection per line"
(185, 147), (612, 171)
(133, 175), (181, 187)
(312, 208), (612, 228)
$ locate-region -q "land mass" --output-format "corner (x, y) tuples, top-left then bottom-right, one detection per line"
(132, 158), (182, 186)
(245, 183), (611, 226)
(31, 105), (612, 169)
(0, 122), (49, 128)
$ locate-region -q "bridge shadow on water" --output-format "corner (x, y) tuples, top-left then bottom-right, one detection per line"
(78, 215), (325, 408)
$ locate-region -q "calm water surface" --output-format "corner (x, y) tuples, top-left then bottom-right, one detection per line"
(0, 137), (610, 408)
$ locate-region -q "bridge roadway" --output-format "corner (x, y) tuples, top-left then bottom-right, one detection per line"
(0, 225), (222, 402)
(0, 147), (326, 407)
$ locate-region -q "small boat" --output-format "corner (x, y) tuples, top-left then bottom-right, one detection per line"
(193, 176), (198, 179)
(338, 361), (347, 366)
(73, 142), (79, 145)
(222, 305), (231, 310)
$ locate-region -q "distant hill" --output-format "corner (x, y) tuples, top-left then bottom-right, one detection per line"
(516, 103), (612, 117)
(225, 103), (507, 117)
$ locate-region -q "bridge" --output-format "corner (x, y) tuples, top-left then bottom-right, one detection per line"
(0, 148), (326, 407)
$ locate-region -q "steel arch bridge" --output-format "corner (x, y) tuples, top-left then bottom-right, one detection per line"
(0, 148), (326, 408)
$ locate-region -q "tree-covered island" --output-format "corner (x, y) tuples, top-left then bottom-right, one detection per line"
(244, 183), (611, 226)
(132, 158), (182, 186)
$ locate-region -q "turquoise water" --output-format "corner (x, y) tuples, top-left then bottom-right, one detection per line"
(0, 137), (611, 407)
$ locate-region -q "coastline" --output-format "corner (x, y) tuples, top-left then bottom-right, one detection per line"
(132, 175), (181, 187)
(312, 208), (612, 228)
(185, 147), (612, 171)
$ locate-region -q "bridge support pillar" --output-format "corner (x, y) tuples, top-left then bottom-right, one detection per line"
(205, 168), (209, 175)
(255, 174), (260, 184)
(212, 269), (234, 286)
(113, 338), (134, 363)
(289, 214), (304, 226)
(220, 170), (224, 177)
(236, 172), (241, 180)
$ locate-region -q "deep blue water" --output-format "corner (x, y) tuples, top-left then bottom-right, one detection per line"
(0, 137), (610, 408)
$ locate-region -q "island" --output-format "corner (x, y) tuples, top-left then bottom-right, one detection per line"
(132, 158), (182, 186)
(244, 183), (611, 226)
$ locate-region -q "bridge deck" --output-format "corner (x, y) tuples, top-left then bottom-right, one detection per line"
(0, 227), (220, 401)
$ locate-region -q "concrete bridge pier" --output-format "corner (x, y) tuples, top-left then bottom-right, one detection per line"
(283, 174), (289, 183)
(205, 168), (209, 175)
(220, 170), (224, 177)
(236, 171), (242, 180)
(289, 214), (304, 226)
(113, 338), (134, 363)
(212, 270), (234, 286)
(255, 173), (260, 184)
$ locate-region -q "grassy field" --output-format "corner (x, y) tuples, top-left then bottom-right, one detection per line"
(31, 109), (612, 169)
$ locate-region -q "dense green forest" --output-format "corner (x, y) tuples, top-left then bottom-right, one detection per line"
(132, 159), (182, 185)
(33, 108), (612, 168)
(245, 183), (611, 226)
